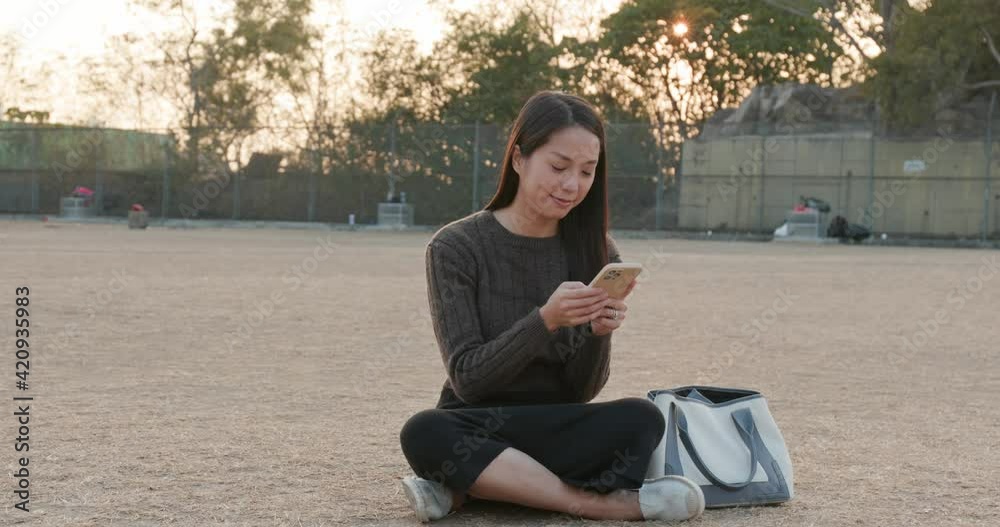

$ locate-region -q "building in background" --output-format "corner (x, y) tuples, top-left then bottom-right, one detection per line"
(0, 121), (171, 215)
(679, 84), (1000, 239)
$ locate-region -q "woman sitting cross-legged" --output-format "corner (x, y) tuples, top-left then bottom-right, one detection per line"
(398, 90), (704, 523)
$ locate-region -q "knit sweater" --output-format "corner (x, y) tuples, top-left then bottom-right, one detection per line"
(425, 209), (621, 409)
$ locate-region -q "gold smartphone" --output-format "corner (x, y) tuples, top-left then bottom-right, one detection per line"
(588, 262), (644, 300)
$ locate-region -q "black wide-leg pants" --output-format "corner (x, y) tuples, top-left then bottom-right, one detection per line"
(399, 397), (666, 495)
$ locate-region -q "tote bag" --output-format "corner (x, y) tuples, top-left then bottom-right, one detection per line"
(644, 386), (794, 508)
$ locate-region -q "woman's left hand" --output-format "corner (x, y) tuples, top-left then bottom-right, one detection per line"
(590, 279), (637, 336)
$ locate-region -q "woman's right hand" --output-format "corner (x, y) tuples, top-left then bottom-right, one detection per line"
(540, 281), (610, 332)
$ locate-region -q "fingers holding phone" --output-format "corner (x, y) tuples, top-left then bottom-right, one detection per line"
(587, 263), (641, 337)
(621, 278), (638, 299)
(590, 298), (628, 336)
(540, 281), (611, 331)
(589, 263), (643, 300)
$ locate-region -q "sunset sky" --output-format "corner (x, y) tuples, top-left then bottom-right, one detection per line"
(1, 0), (901, 129)
(1, 0), (625, 127)
(3, 0), (461, 58)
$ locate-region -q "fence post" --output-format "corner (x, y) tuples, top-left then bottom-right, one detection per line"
(388, 121), (397, 200)
(161, 137), (171, 220)
(839, 137), (848, 218)
(30, 128), (39, 213)
(472, 120), (480, 213)
(95, 129), (104, 217)
(984, 91), (996, 242)
(758, 131), (767, 233)
(867, 110), (877, 231)
(655, 123), (665, 230)
(233, 164), (241, 220)
(308, 157), (317, 222)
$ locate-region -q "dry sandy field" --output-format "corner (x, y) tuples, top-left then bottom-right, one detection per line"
(0, 220), (997, 526)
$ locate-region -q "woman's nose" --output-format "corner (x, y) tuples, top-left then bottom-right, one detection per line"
(560, 176), (578, 193)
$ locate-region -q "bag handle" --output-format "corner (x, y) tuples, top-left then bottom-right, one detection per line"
(671, 402), (759, 491)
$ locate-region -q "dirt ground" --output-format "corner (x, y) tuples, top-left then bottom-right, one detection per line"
(1, 220), (997, 526)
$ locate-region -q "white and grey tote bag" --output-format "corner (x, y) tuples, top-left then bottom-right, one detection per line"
(644, 386), (794, 508)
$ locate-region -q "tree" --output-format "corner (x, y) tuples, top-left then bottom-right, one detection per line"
(285, 5), (359, 180)
(595, 0), (844, 180)
(867, 0), (1000, 126)
(434, 7), (576, 124)
(80, 33), (166, 129)
(0, 35), (23, 116)
(0, 33), (60, 123)
(123, 0), (317, 175)
(333, 2), (662, 225)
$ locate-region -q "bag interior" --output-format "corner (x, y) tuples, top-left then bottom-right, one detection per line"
(678, 387), (756, 404)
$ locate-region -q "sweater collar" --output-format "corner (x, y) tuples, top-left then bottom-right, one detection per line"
(481, 209), (562, 249)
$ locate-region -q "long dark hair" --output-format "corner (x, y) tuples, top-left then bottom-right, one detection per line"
(484, 90), (610, 284)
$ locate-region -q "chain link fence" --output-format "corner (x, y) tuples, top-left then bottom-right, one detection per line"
(680, 118), (1000, 240)
(2, 117), (999, 238)
(0, 122), (672, 230)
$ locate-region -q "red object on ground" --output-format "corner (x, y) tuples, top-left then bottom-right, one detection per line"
(793, 204), (807, 212)
(130, 203), (145, 212)
(72, 185), (95, 197)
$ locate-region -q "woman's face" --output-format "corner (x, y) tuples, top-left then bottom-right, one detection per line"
(512, 125), (601, 220)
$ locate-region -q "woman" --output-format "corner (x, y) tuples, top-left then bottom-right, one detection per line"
(399, 91), (704, 522)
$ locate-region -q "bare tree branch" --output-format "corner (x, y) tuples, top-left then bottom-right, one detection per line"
(762, 0), (866, 63)
(762, 0), (812, 18)
(522, 1), (557, 46)
(965, 80), (1000, 90)
(957, 29), (1000, 93)
(982, 28), (1000, 68)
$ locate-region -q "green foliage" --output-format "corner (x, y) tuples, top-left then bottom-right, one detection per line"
(4, 108), (50, 124)
(334, 0), (850, 217)
(335, 3), (663, 219)
(201, 0), (317, 151)
(435, 8), (573, 124)
(599, 0), (840, 115)
(137, 0), (317, 174)
(867, 0), (1000, 127)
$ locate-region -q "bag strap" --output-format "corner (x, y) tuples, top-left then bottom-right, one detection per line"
(671, 402), (759, 491)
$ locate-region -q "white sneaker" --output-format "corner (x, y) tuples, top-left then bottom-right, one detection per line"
(638, 475), (705, 521)
(401, 475), (453, 522)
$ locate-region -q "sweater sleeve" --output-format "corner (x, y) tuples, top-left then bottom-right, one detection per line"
(561, 234), (622, 402)
(426, 239), (558, 404)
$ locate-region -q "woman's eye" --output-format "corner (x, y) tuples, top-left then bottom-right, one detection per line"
(551, 164), (591, 176)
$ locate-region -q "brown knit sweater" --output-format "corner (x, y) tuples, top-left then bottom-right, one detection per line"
(425, 209), (621, 409)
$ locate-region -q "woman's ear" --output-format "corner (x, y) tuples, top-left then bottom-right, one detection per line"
(512, 145), (523, 175)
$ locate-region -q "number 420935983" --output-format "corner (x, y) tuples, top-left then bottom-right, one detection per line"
(15, 287), (30, 384)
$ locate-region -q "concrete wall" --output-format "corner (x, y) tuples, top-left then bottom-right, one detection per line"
(679, 134), (1000, 238)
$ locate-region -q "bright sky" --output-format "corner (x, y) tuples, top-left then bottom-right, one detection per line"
(1, 0), (893, 129)
(2, 0), (461, 59)
(1, 0), (490, 126)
